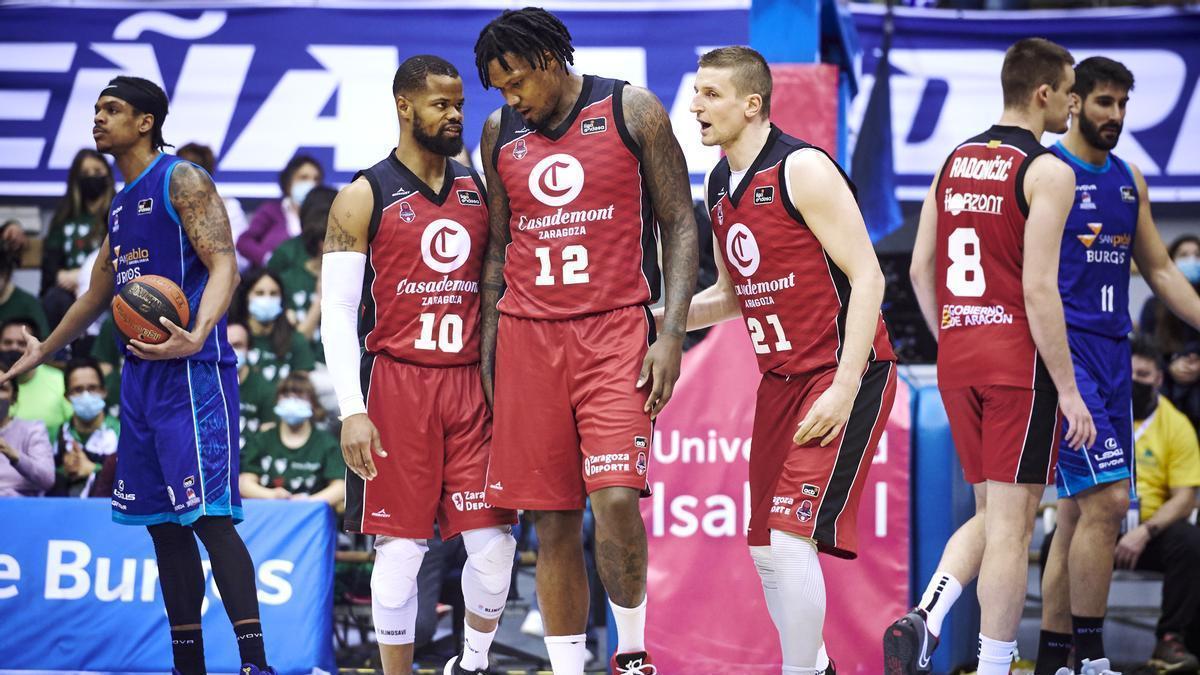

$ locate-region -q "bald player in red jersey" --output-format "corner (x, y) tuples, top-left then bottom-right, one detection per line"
(473, 8), (698, 675)
(320, 56), (517, 675)
(678, 46), (895, 675)
(883, 39), (1097, 675)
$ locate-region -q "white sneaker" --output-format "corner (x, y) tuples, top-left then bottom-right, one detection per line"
(1079, 658), (1120, 675)
(520, 608), (545, 636)
(1053, 669), (1074, 675)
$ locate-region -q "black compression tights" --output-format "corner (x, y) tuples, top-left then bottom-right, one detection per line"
(148, 516), (262, 626)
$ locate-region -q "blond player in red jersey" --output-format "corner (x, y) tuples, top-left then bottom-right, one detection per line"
(884, 38), (1097, 675)
(473, 8), (698, 675)
(677, 46), (896, 675)
(320, 56), (517, 675)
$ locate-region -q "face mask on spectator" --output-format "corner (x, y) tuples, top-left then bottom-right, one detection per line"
(235, 349), (248, 370)
(274, 396), (313, 426)
(70, 392), (106, 421)
(289, 180), (316, 207)
(79, 175), (108, 201)
(248, 295), (283, 323)
(1132, 379), (1158, 419)
(1177, 256), (1200, 284)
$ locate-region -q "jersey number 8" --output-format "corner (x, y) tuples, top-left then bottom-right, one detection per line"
(946, 227), (986, 297)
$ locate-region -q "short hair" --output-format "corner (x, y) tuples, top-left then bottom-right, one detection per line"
(1, 316), (41, 341)
(275, 371), (325, 421)
(1168, 234), (1200, 260)
(1073, 56), (1134, 100)
(299, 186), (337, 257)
(64, 356), (105, 390)
(698, 46), (773, 117)
(474, 7), (575, 89)
(177, 142), (216, 174)
(1001, 38), (1075, 109)
(108, 75), (172, 151)
(277, 154), (323, 197)
(392, 55), (460, 99)
(1130, 332), (1162, 369)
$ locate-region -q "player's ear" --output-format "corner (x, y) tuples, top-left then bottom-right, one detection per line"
(1069, 92), (1082, 116)
(395, 94), (412, 122)
(745, 93), (763, 119)
(138, 112), (155, 136)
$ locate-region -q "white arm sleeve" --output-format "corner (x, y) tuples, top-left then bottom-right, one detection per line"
(320, 251), (368, 419)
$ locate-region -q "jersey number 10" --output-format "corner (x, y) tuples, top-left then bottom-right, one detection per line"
(415, 313), (463, 353)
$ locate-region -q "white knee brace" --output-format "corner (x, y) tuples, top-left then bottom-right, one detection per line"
(371, 536), (427, 645)
(460, 527), (516, 620)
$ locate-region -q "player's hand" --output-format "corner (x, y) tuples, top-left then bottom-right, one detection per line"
(341, 413), (385, 481)
(794, 381), (855, 447)
(128, 318), (204, 361)
(481, 368), (495, 410)
(1058, 390), (1096, 451)
(637, 333), (684, 419)
(1114, 525), (1150, 569)
(0, 327), (46, 386)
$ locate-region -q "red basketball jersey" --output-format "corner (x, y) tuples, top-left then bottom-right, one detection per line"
(492, 75), (659, 319)
(357, 153), (488, 367)
(707, 126), (894, 376)
(934, 125), (1054, 391)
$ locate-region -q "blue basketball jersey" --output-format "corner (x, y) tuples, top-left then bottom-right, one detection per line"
(107, 153), (233, 364)
(1051, 141), (1139, 339)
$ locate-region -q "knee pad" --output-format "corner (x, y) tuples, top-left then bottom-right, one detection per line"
(461, 527), (516, 619)
(371, 537), (426, 645)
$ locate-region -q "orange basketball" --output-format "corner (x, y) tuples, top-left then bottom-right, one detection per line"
(111, 274), (191, 346)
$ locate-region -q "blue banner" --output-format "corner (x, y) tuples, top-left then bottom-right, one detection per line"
(0, 2), (749, 198)
(0, 498), (336, 674)
(852, 6), (1200, 202)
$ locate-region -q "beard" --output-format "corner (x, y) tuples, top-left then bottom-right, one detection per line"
(1078, 113), (1122, 151)
(413, 119), (464, 157)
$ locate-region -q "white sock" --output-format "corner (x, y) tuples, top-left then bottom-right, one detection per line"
(544, 634), (587, 675)
(771, 530), (826, 670)
(750, 546), (789, 658)
(976, 634), (1016, 675)
(917, 571), (963, 637)
(460, 623), (496, 670)
(609, 595), (647, 653)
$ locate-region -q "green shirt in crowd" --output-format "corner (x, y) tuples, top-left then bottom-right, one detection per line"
(90, 317), (123, 413)
(247, 332), (315, 385)
(238, 369), (276, 448)
(0, 286), (49, 338)
(46, 216), (103, 272)
(269, 237), (323, 363)
(13, 365), (73, 444)
(240, 426), (344, 495)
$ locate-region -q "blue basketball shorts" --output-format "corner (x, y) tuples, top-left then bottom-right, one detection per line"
(111, 358), (242, 526)
(1055, 330), (1132, 498)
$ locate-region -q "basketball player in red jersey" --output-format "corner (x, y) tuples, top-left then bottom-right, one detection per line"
(319, 55), (517, 675)
(679, 46), (895, 675)
(473, 8), (698, 675)
(883, 38), (1097, 675)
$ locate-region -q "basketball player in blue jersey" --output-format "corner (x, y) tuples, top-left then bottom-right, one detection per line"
(1035, 57), (1200, 675)
(0, 77), (272, 674)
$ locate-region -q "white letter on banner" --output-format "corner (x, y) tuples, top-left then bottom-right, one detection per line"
(94, 558), (137, 602)
(141, 558), (159, 602)
(168, 45), (255, 158)
(222, 46), (398, 173)
(257, 560), (294, 605)
(45, 540), (92, 600)
(702, 494), (738, 537)
(201, 559), (214, 615)
(669, 494), (699, 537)
(0, 43), (76, 169)
(1168, 78), (1200, 175)
(651, 481), (665, 536)
(0, 554), (20, 599)
(50, 44), (165, 169)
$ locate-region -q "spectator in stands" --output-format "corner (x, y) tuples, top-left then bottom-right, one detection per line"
(0, 219), (28, 255)
(89, 316), (122, 415)
(1, 318), (71, 442)
(40, 149), (113, 334)
(51, 357), (118, 497)
(1140, 234), (1200, 355)
(0, 251), (48, 338)
(236, 154), (323, 268)
(233, 268), (315, 385)
(177, 142), (250, 271)
(0, 358), (53, 496)
(238, 372), (344, 506)
(1118, 335), (1200, 668)
(228, 321), (275, 446)
(1164, 340), (1200, 430)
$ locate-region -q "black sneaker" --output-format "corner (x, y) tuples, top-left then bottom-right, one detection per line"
(883, 609), (938, 674)
(611, 651), (657, 674)
(1151, 633), (1200, 673)
(443, 654), (487, 675)
(824, 657), (837, 674)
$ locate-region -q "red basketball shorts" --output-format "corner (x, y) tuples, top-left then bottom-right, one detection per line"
(487, 305), (654, 510)
(941, 384), (1062, 485)
(344, 356), (516, 539)
(747, 360), (896, 558)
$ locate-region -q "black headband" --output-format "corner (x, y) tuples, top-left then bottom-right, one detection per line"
(100, 78), (167, 124)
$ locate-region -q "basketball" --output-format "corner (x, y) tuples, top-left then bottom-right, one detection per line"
(111, 274), (191, 345)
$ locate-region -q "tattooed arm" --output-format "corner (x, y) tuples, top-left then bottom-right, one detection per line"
(622, 85), (699, 418)
(131, 162), (240, 360)
(479, 108), (513, 409)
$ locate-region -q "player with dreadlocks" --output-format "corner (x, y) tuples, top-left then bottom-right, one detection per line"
(474, 8), (699, 675)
